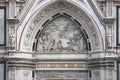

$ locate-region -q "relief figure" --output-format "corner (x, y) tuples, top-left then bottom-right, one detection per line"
(37, 16), (88, 53)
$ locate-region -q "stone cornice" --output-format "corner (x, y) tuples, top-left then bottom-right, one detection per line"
(88, 58), (115, 68)
(7, 57), (36, 68)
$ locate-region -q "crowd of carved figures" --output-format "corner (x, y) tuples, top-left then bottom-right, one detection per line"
(37, 17), (87, 52)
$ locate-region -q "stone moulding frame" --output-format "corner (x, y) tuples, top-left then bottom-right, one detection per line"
(0, 7), (6, 46)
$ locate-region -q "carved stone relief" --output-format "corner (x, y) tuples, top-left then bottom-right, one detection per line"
(107, 68), (113, 80)
(9, 69), (15, 80)
(36, 17), (88, 53)
(93, 70), (101, 80)
(10, 26), (16, 50)
(36, 71), (88, 80)
(23, 71), (31, 80)
(23, 1), (100, 50)
(96, 0), (106, 16)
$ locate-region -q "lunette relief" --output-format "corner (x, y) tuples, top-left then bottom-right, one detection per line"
(36, 17), (88, 53)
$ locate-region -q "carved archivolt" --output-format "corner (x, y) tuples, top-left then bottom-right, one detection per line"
(22, 1), (101, 51)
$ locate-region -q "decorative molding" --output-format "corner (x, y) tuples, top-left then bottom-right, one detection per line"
(18, 0), (35, 25)
(7, 58), (36, 69)
(37, 63), (88, 68)
(88, 58), (115, 68)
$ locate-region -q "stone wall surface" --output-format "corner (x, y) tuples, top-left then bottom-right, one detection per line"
(0, 0), (119, 80)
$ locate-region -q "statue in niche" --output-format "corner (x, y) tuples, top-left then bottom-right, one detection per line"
(10, 35), (15, 50)
(37, 16), (88, 53)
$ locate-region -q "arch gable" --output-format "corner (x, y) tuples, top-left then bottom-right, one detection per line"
(19, 1), (104, 52)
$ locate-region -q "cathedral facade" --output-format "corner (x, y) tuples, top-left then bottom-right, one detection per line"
(0, 0), (120, 80)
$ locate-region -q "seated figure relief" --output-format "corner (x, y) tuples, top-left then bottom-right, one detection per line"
(37, 16), (88, 53)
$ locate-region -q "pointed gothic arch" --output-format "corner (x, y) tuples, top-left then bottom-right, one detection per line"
(18, 0), (105, 52)
(32, 13), (91, 53)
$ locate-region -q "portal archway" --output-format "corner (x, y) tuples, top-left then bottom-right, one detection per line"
(33, 14), (91, 53)
(19, 1), (104, 52)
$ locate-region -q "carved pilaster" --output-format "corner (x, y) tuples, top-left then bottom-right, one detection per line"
(106, 0), (113, 17)
(106, 67), (114, 80)
(89, 57), (115, 80)
(7, 18), (19, 50)
(7, 58), (35, 80)
(7, 0), (19, 50)
(8, 0), (16, 18)
(103, 0), (114, 48)
(8, 68), (15, 80)
(103, 17), (115, 48)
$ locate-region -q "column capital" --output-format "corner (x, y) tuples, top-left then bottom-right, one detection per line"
(7, 18), (19, 24)
(103, 17), (115, 24)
